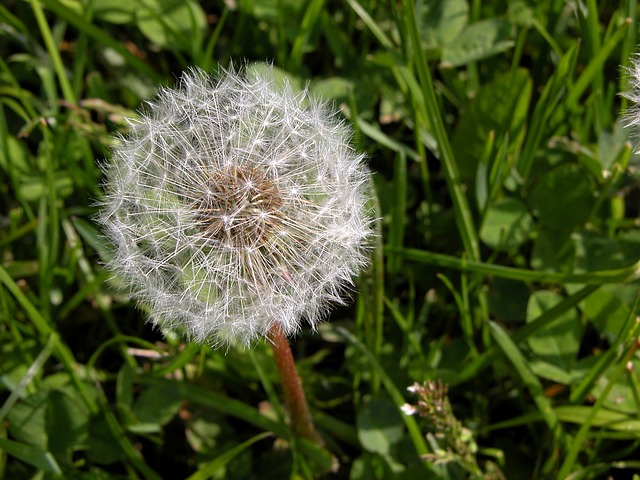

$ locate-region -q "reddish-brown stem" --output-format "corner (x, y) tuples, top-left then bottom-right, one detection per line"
(269, 323), (319, 443)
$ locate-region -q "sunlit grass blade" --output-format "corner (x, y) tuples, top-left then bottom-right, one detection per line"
(397, 248), (640, 284)
(29, 0), (75, 104)
(38, 0), (162, 82)
(566, 19), (629, 111)
(397, 0), (480, 262)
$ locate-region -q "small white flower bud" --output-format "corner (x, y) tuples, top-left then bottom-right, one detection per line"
(400, 403), (418, 416)
(97, 66), (373, 348)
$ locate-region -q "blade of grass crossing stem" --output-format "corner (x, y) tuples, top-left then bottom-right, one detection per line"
(0, 264), (98, 413)
(356, 117), (420, 161)
(344, 0), (394, 50)
(0, 333), (56, 422)
(384, 298), (422, 356)
(40, 123), (60, 321)
(94, 383), (163, 480)
(86, 335), (163, 373)
(398, 0), (479, 262)
(186, 432), (272, 480)
(570, 295), (640, 404)
(248, 349), (286, 423)
(138, 376), (290, 438)
(335, 327), (436, 466)
(397, 248), (640, 284)
(151, 342), (202, 377)
(558, 318), (640, 477)
(566, 461), (640, 480)
(437, 274), (476, 356)
(455, 285), (599, 385)
(489, 321), (568, 452)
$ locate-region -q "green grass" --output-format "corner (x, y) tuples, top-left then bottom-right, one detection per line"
(2, 0), (640, 478)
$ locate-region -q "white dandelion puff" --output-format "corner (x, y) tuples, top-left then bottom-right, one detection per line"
(621, 55), (640, 148)
(97, 66), (373, 348)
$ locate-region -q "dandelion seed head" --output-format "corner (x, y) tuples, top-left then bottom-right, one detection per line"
(621, 55), (640, 147)
(98, 66), (373, 347)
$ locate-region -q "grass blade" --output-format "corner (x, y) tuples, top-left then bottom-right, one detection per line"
(489, 321), (567, 451)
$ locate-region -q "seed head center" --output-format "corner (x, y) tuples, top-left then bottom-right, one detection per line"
(197, 166), (284, 247)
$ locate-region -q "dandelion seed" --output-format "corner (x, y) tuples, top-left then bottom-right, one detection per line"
(621, 55), (640, 147)
(98, 66), (373, 348)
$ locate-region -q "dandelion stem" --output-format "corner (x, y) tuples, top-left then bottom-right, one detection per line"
(269, 323), (319, 443)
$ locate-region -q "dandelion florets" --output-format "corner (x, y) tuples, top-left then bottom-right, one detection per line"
(98, 66), (373, 347)
(622, 55), (640, 144)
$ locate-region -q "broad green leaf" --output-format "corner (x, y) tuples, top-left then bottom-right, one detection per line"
(93, 0), (136, 24)
(356, 396), (404, 454)
(480, 197), (533, 251)
(246, 62), (303, 93)
(136, 0), (206, 50)
(350, 453), (396, 480)
(526, 290), (581, 373)
(530, 227), (575, 273)
(507, 0), (534, 27)
(19, 173), (73, 201)
(131, 382), (184, 433)
(573, 232), (629, 272)
(46, 389), (90, 460)
(580, 285), (638, 339)
(116, 363), (134, 410)
(451, 68), (531, 178)
(311, 77), (353, 104)
(590, 357), (640, 415)
(441, 18), (514, 67)
(416, 0), (469, 47)
(487, 277), (530, 324)
(529, 163), (596, 232)
(86, 414), (125, 465)
(7, 390), (49, 448)
(185, 416), (222, 453)
(528, 359), (573, 384)
(251, 0), (304, 21)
